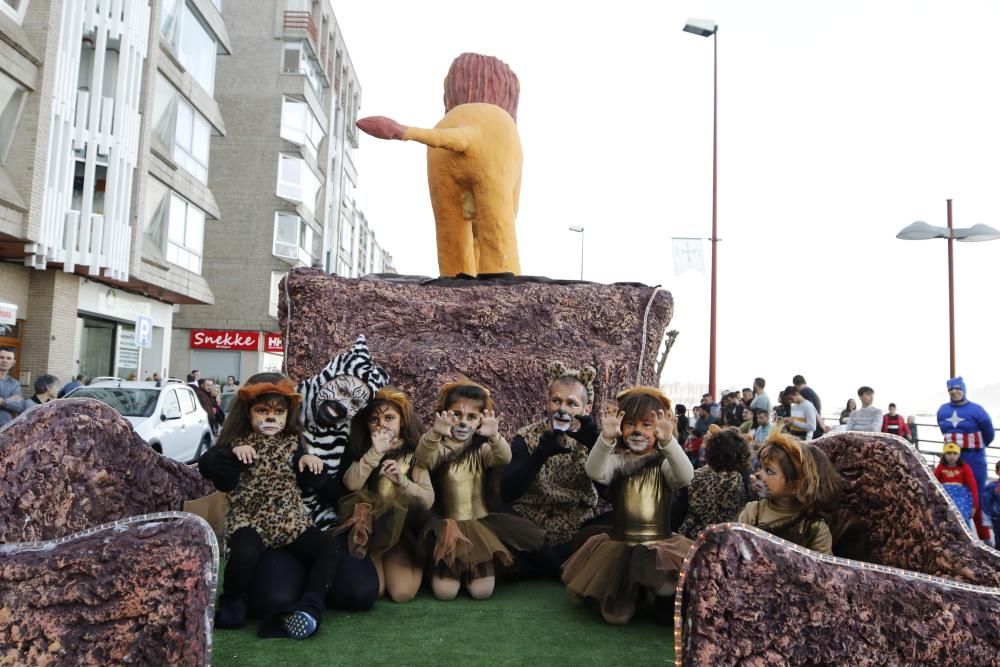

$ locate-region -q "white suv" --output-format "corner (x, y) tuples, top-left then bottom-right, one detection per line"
(66, 380), (213, 463)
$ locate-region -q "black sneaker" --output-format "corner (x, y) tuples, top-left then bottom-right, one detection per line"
(283, 610), (318, 639)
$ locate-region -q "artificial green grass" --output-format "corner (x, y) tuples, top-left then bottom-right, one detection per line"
(211, 578), (676, 666)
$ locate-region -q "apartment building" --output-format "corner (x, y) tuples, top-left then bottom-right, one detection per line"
(172, 0), (394, 381)
(0, 0), (229, 387)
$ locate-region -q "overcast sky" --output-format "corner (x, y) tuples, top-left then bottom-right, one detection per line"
(331, 0), (1000, 417)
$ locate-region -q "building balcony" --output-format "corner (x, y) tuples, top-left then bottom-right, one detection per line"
(282, 11), (318, 50)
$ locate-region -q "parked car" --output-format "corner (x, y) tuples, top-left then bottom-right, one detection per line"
(66, 380), (212, 463)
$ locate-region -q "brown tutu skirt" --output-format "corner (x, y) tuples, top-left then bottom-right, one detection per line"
(430, 513), (546, 578)
(335, 489), (426, 559)
(561, 533), (693, 605)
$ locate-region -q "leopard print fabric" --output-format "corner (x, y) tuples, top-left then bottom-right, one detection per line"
(225, 432), (311, 549)
(510, 420), (600, 545)
(677, 466), (749, 539)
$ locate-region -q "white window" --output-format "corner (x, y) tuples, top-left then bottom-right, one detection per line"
(272, 212), (313, 265)
(174, 98), (211, 183)
(276, 153), (321, 214)
(162, 1), (217, 95)
(0, 72), (26, 163)
(268, 271), (287, 318)
(280, 96), (324, 160)
(0, 0), (28, 23)
(151, 75), (211, 183)
(282, 41), (322, 96)
(165, 193), (205, 273)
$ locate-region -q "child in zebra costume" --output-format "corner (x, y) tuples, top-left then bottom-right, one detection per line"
(298, 335), (391, 530)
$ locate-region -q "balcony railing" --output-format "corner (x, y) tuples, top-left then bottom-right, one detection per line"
(283, 11), (318, 52)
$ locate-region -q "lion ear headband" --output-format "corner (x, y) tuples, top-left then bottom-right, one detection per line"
(614, 386), (672, 412)
(238, 378), (302, 408)
(376, 387), (412, 414)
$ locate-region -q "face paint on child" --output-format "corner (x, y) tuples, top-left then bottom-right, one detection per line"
(756, 459), (788, 498)
(252, 397), (289, 436)
(448, 401), (483, 442)
(368, 404), (402, 441)
(622, 412), (658, 454)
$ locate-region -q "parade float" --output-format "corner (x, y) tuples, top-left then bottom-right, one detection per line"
(0, 51), (998, 665)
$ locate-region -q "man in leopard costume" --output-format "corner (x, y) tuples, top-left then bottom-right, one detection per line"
(298, 334), (390, 530)
(500, 361), (603, 578)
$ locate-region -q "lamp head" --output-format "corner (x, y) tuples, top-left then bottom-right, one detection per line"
(568, 226), (584, 233)
(955, 223), (1000, 242)
(683, 19), (718, 37)
(896, 221), (947, 240)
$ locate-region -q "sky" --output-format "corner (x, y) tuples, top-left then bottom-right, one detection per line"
(331, 0), (1000, 417)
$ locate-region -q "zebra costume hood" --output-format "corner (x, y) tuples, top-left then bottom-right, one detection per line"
(299, 334), (390, 528)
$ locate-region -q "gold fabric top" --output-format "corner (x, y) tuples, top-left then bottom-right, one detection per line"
(368, 451), (415, 503)
(613, 460), (670, 543)
(436, 452), (489, 521)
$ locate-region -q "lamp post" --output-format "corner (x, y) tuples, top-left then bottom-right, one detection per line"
(683, 18), (719, 399)
(568, 225), (584, 280)
(897, 199), (1000, 377)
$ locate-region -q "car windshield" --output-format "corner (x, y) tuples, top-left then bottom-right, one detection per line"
(70, 388), (160, 418)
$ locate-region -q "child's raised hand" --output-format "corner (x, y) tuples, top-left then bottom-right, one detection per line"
(299, 454), (324, 475)
(371, 428), (394, 454)
(380, 459), (404, 486)
(232, 444), (257, 465)
(432, 411), (457, 437)
(654, 409), (678, 441)
(600, 406), (624, 441)
(478, 409), (500, 439)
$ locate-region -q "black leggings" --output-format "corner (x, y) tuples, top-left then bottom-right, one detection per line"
(226, 526), (339, 620)
(247, 532), (379, 618)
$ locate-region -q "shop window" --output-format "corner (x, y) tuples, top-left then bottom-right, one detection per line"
(276, 153), (321, 214)
(161, 0), (217, 95)
(280, 96), (324, 160)
(165, 193), (205, 273)
(273, 211), (313, 265)
(0, 72), (27, 163)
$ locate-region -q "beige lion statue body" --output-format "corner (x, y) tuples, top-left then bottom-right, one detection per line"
(357, 53), (522, 277)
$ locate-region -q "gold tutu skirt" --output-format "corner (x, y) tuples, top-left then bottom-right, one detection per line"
(335, 488), (427, 559)
(430, 513), (546, 578)
(561, 533), (693, 605)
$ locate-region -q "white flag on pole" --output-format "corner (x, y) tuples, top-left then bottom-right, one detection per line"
(672, 238), (705, 276)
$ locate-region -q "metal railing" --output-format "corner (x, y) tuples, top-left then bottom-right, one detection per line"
(822, 415), (1000, 470)
(283, 11), (318, 48)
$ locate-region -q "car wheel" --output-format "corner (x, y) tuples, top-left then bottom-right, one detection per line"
(150, 442), (163, 454)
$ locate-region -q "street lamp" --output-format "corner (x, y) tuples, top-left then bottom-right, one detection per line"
(683, 18), (719, 399)
(897, 199), (1000, 377)
(568, 225), (584, 280)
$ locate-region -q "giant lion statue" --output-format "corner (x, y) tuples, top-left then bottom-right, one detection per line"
(357, 53), (522, 277)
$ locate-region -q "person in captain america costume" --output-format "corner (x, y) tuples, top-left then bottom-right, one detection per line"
(937, 376), (995, 540)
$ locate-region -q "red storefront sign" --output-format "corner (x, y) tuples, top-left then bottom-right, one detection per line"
(190, 329), (260, 351)
(264, 332), (284, 354)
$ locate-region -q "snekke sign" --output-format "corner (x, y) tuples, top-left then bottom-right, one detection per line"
(190, 329), (260, 351)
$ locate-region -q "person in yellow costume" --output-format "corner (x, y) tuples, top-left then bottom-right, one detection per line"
(357, 53), (522, 277)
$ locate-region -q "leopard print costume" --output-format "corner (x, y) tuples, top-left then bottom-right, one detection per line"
(510, 419), (600, 545)
(226, 432), (311, 549)
(677, 466), (749, 539)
